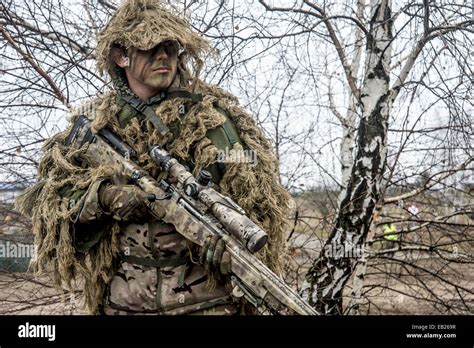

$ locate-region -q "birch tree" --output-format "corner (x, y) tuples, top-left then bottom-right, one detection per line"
(256, 0), (473, 314)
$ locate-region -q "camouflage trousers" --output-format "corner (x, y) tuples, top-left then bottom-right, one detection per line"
(100, 221), (240, 315)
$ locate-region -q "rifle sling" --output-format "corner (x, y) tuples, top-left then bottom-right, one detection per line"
(118, 91), (203, 136)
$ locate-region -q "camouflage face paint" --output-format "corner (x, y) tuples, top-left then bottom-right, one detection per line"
(124, 41), (178, 99)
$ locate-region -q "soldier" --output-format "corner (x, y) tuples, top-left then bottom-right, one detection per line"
(16, 0), (291, 315)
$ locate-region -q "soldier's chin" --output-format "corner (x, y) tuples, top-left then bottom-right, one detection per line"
(146, 81), (171, 93)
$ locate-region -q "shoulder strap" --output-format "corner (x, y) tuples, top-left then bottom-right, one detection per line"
(118, 91), (204, 134)
(119, 94), (170, 135)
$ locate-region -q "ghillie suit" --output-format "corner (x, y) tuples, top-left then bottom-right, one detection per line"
(16, 0), (291, 314)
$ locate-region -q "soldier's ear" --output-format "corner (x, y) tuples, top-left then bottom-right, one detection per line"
(111, 46), (129, 68)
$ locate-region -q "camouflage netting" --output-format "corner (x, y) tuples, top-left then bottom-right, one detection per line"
(15, 0), (291, 314)
(96, 0), (211, 80)
(15, 131), (121, 312)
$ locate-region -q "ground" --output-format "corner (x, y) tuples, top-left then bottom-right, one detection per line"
(0, 193), (472, 315)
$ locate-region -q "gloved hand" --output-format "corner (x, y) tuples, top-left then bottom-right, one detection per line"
(98, 183), (150, 222)
(199, 235), (232, 276)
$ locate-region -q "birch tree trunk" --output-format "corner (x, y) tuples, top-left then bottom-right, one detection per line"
(301, 0), (393, 314)
(338, 0), (365, 195)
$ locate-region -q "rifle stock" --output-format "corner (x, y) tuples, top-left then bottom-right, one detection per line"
(66, 115), (318, 315)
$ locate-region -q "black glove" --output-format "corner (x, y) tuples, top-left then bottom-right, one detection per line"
(199, 235), (232, 275)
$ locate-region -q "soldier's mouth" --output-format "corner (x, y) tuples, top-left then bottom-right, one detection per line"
(153, 66), (170, 73)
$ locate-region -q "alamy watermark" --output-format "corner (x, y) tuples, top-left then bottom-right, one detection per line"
(18, 322), (55, 342)
(216, 147), (257, 167)
(324, 240), (366, 261)
(70, 101), (97, 118)
(0, 241), (35, 258)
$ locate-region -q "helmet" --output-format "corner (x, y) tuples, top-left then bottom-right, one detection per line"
(95, 0), (210, 78)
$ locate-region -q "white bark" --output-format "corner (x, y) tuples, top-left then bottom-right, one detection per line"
(303, 0), (393, 314)
(338, 0), (365, 196)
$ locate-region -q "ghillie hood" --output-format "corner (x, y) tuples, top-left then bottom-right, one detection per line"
(96, 0), (211, 80)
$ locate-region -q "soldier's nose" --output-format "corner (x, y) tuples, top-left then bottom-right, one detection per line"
(155, 45), (168, 60)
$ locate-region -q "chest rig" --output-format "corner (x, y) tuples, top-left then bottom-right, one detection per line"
(116, 90), (242, 185)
